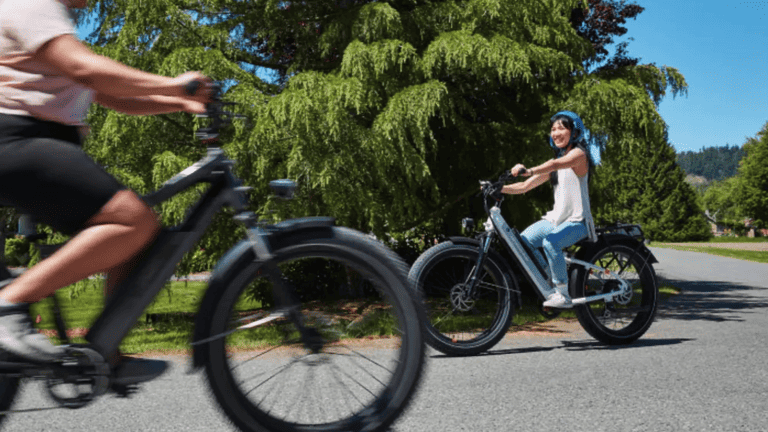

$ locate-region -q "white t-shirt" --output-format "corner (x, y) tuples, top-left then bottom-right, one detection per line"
(0, 0), (94, 125)
(543, 168), (598, 242)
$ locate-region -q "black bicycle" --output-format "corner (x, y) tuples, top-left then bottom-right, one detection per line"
(0, 84), (426, 432)
(408, 170), (659, 356)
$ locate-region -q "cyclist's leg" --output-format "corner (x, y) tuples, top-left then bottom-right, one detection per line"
(520, 219), (555, 275)
(542, 221), (588, 287)
(0, 119), (159, 360)
(0, 190), (160, 303)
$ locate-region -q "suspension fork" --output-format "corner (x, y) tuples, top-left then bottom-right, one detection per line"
(261, 261), (325, 352)
(464, 233), (495, 299)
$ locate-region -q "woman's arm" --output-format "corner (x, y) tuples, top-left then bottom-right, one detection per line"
(525, 147), (588, 177)
(501, 173), (549, 195)
(95, 94), (206, 115)
(35, 34), (211, 100)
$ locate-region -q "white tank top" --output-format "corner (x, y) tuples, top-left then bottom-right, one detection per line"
(543, 168), (598, 242)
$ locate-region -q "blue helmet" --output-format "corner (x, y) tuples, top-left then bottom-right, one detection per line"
(548, 111), (601, 165)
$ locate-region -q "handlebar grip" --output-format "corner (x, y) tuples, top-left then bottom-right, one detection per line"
(184, 80), (202, 96)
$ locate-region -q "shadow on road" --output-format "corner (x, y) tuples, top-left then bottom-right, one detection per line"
(658, 279), (768, 323)
(429, 337), (692, 359)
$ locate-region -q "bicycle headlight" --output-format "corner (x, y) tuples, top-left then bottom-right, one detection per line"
(461, 218), (475, 234)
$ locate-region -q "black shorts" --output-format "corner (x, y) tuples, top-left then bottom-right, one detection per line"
(0, 114), (126, 235)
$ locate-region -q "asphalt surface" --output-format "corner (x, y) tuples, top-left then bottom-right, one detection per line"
(4, 247), (768, 431)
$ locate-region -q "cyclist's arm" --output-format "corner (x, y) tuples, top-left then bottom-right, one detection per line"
(95, 94), (206, 115)
(34, 34), (204, 99)
(528, 147), (588, 177)
(501, 173), (548, 195)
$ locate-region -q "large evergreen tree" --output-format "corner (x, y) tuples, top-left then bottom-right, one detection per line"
(735, 122), (768, 227)
(75, 0), (694, 268)
(592, 132), (711, 242)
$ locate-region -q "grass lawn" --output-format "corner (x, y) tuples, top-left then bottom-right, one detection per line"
(31, 280), (226, 354)
(705, 237), (768, 243)
(651, 242), (768, 264)
(31, 278), (682, 354)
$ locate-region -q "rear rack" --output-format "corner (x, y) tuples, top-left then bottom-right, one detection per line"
(595, 223), (647, 242)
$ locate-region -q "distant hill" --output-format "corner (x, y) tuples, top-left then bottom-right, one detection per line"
(677, 145), (743, 181)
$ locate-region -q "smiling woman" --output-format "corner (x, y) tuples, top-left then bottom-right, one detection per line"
(500, 111), (599, 308)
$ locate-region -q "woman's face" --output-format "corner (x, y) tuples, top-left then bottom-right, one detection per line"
(550, 120), (572, 149)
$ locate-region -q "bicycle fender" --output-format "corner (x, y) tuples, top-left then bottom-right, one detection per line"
(574, 234), (658, 265)
(446, 236), (521, 307)
(190, 218), (336, 371)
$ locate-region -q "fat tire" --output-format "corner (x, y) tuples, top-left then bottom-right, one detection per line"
(571, 243), (658, 345)
(202, 227), (425, 432)
(0, 266), (21, 426)
(408, 242), (513, 356)
(0, 370), (18, 428)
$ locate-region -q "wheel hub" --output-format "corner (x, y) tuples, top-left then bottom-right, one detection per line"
(604, 280), (633, 306)
(450, 284), (475, 312)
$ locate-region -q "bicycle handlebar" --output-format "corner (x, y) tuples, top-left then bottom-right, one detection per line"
(186, 81), (245, 142)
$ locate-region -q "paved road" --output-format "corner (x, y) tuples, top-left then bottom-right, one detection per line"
(4, 247), (768, 431)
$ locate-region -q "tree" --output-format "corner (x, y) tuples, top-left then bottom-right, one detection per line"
(735, 122), (768, 227)
(76, 0), (694, 270)
(677, 145), (744, 182)
(592, 132), (711, 242)
(703, 177), (742, 226)
(570, 0), (644, 71)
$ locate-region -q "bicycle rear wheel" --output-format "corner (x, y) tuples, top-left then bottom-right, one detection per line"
(571, 243), (658, 345)
(202, 227), (425, 432)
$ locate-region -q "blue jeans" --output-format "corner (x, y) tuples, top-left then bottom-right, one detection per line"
(520, 220), (588, 287)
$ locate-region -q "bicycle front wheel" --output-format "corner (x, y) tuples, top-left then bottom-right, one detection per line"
(408, 242), (514, 356)
(202, 227), (425, 432)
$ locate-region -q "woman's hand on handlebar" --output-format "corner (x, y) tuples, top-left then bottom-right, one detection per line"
(171, 72), (215, 107)
(511, 164), (530, 177)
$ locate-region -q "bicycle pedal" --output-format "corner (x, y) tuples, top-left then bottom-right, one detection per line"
(110, 383), (140, 398)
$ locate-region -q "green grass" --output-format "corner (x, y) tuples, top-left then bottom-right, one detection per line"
(651, 243), (768, 264)
(31, 280), (249, 354)
(705, 237), (768, 243)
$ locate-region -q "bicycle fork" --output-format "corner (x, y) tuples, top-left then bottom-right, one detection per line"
(463, 233), (494, 300)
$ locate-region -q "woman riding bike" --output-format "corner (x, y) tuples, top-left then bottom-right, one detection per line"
(503, 111), (598, 309)
(0, 0), (213, 384)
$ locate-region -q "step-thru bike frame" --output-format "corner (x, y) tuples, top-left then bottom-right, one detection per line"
(0, 86), (426, 432)
(0, 146), (328, 371)
(409, 170), (659, 355)
(467, 173), (656, 308)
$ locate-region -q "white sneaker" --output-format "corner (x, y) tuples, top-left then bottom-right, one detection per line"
(543, 292), (573, 309)
(0, 303), (65, 362)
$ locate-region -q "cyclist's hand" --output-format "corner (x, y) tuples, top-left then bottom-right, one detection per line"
(170, 71), (214, 102)
(511, 164), (528, 177)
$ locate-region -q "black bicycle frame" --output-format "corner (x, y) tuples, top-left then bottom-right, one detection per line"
(85, 147), (256, 361)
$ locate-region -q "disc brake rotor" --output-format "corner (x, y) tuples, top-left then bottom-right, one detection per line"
(602, 280), (632, 306)
(449, 284), (475, 312)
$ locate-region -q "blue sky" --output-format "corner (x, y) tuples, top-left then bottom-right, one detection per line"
(618, 1), (768, 152)
(77, 1), (767, 153)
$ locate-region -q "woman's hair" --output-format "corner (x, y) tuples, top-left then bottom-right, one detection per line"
(549, 113), (593, 186)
